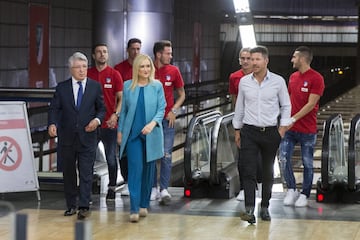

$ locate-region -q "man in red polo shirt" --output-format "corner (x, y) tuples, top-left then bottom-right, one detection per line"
(281, 46), (325, 208)
(150, 40), (185, 204)
(88, 43), (123, 201)
(229, 48), (262, 201)
(114, 38), (142, 81)
(228, 47), (252, 109)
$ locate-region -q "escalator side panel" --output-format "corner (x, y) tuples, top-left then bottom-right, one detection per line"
(208, 162), (239, 199)
(317, 113), (360, 203)
(184, 111), (222, 184)
(320, 113), (341, 189)
(347, 114), (360, 190)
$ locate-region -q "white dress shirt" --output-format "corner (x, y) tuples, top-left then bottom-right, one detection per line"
(232, 70), (292, 129)
(72, 77), (87, 104)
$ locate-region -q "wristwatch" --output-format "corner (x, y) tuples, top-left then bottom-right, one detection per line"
(114, 111), (120, 118)
(291, 117), (296, 123)
(171, 108), (177, 114)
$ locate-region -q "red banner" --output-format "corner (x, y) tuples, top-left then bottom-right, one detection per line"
(192, 22), (201, 83)
(29, 4), (49, 88)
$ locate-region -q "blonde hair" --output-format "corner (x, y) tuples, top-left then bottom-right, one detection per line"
(130, 54), (155, 90)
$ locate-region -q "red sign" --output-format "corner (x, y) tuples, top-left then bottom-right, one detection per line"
(29, 4), (49, 88)
(0, 136), (22, 171)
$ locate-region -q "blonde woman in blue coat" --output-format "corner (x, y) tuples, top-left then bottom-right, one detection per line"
(117, 54), (166, 222)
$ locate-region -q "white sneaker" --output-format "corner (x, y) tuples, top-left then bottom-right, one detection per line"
(295, 194), (308, 207)
(236, 190), (244, 201)
(159, 189), (171, 205)
(256, 183), (262, 198)
(283, 189), (299, 206)
(121, 184), (129, 196)
(150, 187), (160, 201)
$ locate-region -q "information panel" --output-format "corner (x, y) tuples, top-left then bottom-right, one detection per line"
(0, 102), (39, 195)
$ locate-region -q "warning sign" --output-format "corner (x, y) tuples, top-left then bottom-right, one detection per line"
(0, 136), (22, 171)
(0, 102), (39, 195)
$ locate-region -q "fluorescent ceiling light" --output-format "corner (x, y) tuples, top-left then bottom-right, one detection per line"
(239, 25), (257, 48)
(233, 0), (250, 13)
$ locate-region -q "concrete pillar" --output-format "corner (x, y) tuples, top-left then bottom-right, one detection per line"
(92, 0), (125, 66)
(92, 0), (174, 66)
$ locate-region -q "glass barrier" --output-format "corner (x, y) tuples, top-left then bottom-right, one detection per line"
(210, 113), (236, 184)
(183, 111), (222, 183)
(355, 119), (360, 183)
(328, 115), (347, 183)
(321, 113), (346, 188)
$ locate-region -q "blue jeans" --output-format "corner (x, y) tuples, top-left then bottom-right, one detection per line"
(153, 119), (175, 190)
(279, 131), (317, 197)
(99, 128), (118, 188)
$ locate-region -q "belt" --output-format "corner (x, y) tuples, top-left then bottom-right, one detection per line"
(243, 124), (277, 132)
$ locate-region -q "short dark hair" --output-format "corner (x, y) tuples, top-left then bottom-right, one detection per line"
(153, 40), (172, 56)
(250, 45), (269, 58)
(127, 38), (142, 49)
(92, 43), (107, 54)
(295, 46), (313, 63)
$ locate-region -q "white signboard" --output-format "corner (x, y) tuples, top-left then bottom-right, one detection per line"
(0, 101), (40, 198)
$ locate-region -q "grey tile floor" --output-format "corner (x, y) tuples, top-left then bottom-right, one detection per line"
(2, 186), (360, 223)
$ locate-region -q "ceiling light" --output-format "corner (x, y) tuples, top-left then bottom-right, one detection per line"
(233, 0), (250, 13)
(239, 25), (257, 48)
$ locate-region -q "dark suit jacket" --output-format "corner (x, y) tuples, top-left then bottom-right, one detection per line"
(48, 78), (106, 148)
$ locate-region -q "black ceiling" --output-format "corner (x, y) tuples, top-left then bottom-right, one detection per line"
(249, 0), (357, 16)
(218, 0), (358, 24)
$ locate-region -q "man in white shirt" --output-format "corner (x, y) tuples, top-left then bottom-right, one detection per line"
(232, 45), (292, 224)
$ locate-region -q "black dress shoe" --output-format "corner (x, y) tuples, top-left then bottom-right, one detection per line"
(77, 208), (91, 220)
(240, 207), (256, 224)
(106, 189), (116, 201)
(64, 208), (77, 216)
(260, 207), (271, 221)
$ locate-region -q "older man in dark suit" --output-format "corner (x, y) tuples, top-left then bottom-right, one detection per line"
(48, 52), (105, 220)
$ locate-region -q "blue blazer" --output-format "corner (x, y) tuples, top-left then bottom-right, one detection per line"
(118, 79), (166, 162)
(48, 78), (106, 148)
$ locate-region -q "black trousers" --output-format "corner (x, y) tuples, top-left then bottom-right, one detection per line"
(240, 125), (281, 209)
(120, 155), (128, 182)
(61, 136), (96, 209)
(237, 149), (262, 189)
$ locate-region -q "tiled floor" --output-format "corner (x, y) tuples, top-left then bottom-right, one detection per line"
(1, 187), (360, 240)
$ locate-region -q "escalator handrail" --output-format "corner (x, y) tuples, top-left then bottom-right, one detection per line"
(210, 112), (235, 185)
(321, 113), (343, 189)
(347, 113), (360, 190)
(183, 110), (222, 183)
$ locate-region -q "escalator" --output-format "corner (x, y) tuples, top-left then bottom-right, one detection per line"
(316, 113), (360, 203)
(183, 111), (239, 198)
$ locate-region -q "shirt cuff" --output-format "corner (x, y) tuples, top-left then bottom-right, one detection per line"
(280, 117), (292, 126)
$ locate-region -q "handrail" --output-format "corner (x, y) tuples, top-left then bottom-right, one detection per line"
(0, 88), (55, 102)
(183, 111), (222, 184)
(320, 113), (343, 189)
(210, 112), (234, 184)
(347, 113), (360, 190)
